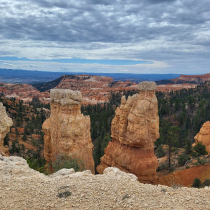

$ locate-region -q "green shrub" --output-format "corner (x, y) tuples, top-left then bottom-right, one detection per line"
(193, 143), (208, 156)
(3, 134), (9, 146)
(157, 163), (168, 171)
(192, 178), (201, 188)
(22, 133), (27, 141)
(202, 179), (210, 187)
(171, 147), (178, 153)
(178, 154), (191, 166)
(196, 157), (206, 165)
(57, 190), (71, 198)
(26, 156), (46, 173)
(51, 155), (85, 173)
(191, 151), (199, 158)
(57, 186), (72, 198)
(169, 166), (175, 173)
(156, 145), (165, 158)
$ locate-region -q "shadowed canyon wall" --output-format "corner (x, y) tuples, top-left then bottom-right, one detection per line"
(97, 81), (159, 183)
(42, 89), (95, 173)
(0, 102), (13, 156)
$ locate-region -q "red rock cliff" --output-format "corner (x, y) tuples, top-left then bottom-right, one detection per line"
(97, 81), (159, 183)
(42, 89), (95, 173)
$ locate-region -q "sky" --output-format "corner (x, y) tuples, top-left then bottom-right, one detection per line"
(0, 0), (210, 74)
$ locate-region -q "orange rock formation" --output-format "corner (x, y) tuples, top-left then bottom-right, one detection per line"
(42, 89), (95, 173)
(193, 121), (210, 154)
(0, 102), (13, 156)
(97, 81), (159, 183)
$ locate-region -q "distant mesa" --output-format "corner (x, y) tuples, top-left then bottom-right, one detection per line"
(171, 73), (210, 84)
(97, 81), (159, 183)
(42, 89), (95, 173)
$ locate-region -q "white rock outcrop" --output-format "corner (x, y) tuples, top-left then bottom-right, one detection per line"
(1, 154), (210, 209)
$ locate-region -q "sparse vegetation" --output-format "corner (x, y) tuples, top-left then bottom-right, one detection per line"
(178, 154), (191, 166)
(193, 143), (208, 156)
(49, 155), (85, 173)
(156, 145), (165, 158)
(192, 178), (201, 188)
(192, 178), (210, 188)
(201, 179), (210, 187)
(57, 186), (72, 198)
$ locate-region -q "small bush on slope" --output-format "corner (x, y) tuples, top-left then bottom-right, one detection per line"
(178, 154), (191, 166)
(156, 145), (165, 158)
(192, 178), (201, 188)
(193, 143), (208, 156)
(50, 155), (85, 173)
(202, 179), (210, 187)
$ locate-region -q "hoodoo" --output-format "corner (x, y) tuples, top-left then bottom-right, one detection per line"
(193, 121), (210, 154)
(0, 102), (13, 156)
(42, 89), (95, 173)
(97, 81), (159, 183)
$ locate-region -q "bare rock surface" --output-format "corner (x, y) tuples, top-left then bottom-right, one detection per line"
(1, 154), (210, 210)
(0, 102), (13, 156)
(42, 89), (95, 173)
(97, 81), (159, 183)
(193, 121), (210, 154)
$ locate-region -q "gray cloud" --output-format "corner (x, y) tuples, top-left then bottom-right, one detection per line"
(0, 0), (210, 74)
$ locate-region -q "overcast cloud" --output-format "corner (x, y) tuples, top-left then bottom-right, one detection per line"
(0, 0), (210, 74)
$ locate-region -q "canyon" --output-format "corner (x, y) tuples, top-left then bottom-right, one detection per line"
(97, 81), (159, 183)
(42, 89), (95, 173)
(0, 74), (198, 105)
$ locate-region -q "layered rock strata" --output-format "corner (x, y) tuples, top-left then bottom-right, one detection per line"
(97, 81), (159, 183)
(193, 121), (210, 154)
(42, 89), (95, 173)
(0, 102), (13, 156)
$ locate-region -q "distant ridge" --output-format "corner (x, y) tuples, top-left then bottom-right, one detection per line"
(0, 69), (180, 84)
(156, 73), (210, 85)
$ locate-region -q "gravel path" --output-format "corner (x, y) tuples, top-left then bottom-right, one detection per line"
(1, 155), (210, 210)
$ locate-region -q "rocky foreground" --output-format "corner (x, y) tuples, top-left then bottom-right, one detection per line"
(1, 154), (210, 210)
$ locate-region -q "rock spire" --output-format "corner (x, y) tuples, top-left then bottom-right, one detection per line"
(42, 89), (95, 173)
(0, 102), (13, 156)
(97, 81), (159, 183)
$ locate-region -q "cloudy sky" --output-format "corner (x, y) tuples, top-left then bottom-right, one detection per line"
(0, 0), (210, 74)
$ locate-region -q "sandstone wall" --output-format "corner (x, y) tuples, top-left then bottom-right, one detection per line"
(0, 102), (13, 156)
(42, 89), (95, 173)
(193, 121), (210, 154)
(97, 81), (159, 183)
